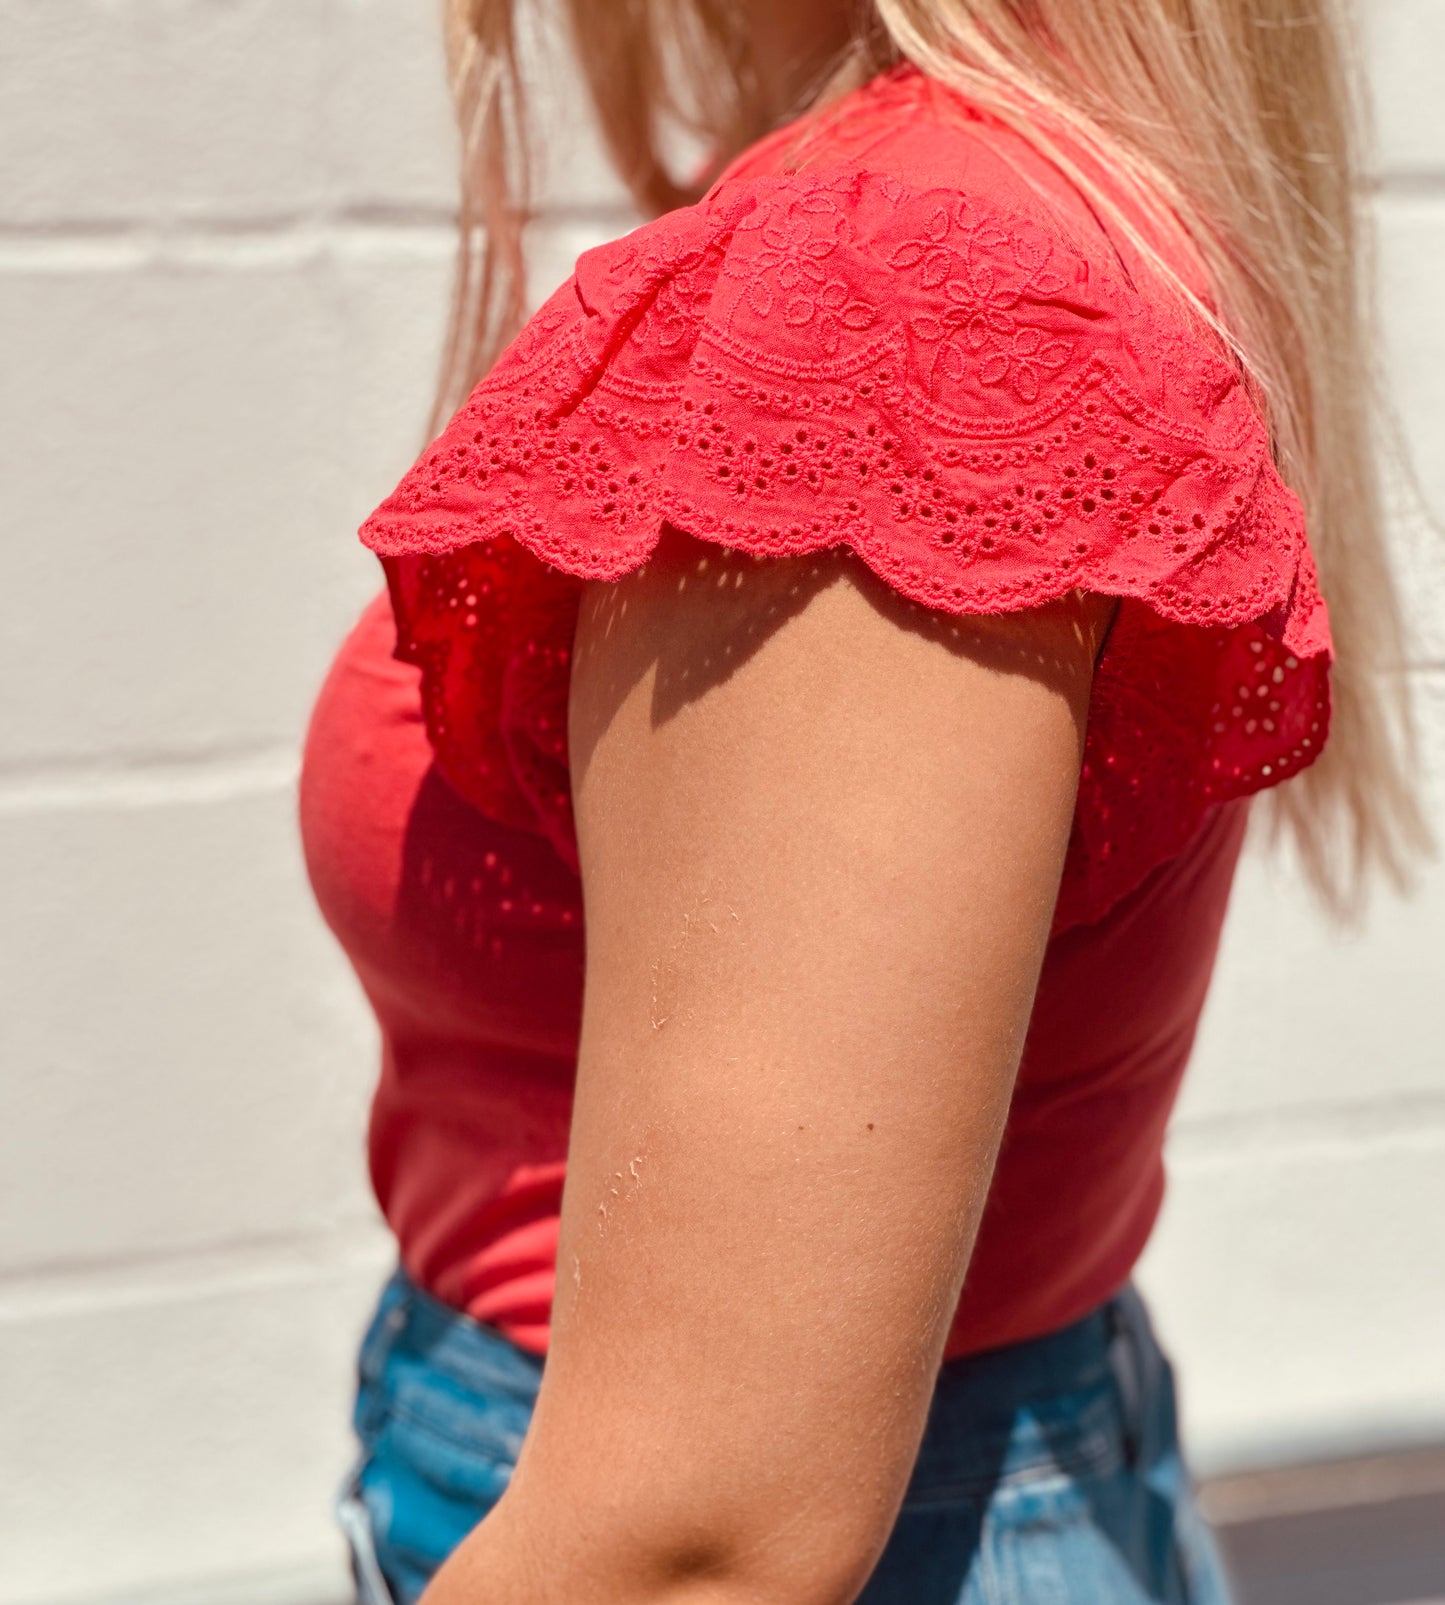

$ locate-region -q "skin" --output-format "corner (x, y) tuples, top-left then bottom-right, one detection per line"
(419, 10), (1116, 1604)
(738, 0), (859, 113)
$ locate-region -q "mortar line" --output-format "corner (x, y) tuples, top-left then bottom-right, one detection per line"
(0, 748), (302, 812)
(0, 198), (637, 250)
(1168, 1090), (1445, 1161)
(0, 1224), (392, 1323)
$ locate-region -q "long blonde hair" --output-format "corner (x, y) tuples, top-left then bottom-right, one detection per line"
(438, 0), (1432, 915)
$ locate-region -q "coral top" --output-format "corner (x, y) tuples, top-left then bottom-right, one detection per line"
(301, 63), (1332, 1362)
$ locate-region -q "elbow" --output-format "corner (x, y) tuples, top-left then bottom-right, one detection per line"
(653, 1528), (887, 1605)
(495, 1479), (893, 1605)
(590, 1500), (893, 1605)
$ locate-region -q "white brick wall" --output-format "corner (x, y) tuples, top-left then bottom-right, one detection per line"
(1, 5), (1440, 1601)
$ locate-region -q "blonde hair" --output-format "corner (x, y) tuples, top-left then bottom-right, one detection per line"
(439, 0), (1432, 915)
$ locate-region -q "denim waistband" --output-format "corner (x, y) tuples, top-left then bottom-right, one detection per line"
(357, 1266), (1167, 1500)
(909, 1285), (1167, 1498)
(358, 1267), (546, 1407)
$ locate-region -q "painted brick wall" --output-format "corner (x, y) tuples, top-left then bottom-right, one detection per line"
(1, 5), (1440, 1601)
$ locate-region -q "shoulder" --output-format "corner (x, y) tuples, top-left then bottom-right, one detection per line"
(542, 65), (1247, 459)
(361, 64), (1332, 934)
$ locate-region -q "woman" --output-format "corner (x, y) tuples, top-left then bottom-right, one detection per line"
(300, 2), (1428, 1602)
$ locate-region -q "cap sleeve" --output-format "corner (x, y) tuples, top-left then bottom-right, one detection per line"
(361, 158), (1332, 933)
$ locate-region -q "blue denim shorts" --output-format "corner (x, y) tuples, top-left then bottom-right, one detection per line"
(338, 1268), (1234, 1605)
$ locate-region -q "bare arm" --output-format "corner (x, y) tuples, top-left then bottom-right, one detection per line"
(421, 527), (1113, 1605)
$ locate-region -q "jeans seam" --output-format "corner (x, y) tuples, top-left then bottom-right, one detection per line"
(335, 1460), (398, 1605)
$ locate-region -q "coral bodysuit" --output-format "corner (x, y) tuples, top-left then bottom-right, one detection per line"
(301, 63), (1332, 1361)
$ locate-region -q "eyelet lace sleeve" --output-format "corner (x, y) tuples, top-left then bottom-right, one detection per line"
(360, 140), (1332, 934)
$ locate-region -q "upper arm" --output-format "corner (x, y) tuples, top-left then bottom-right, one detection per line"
(479, 528), (1108, 1604)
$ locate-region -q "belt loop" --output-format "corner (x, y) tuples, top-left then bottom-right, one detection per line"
(1107, 1291), (1144, 1468)
(360, 1266), (413, 1388)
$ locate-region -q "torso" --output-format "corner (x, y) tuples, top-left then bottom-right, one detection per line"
(303, 59), (1327, 1363)
(301, 588), (1249, 1359)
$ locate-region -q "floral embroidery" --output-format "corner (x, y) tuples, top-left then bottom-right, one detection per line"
(894, 207), (1078, 403)
(361, 78), (1332, 935)
(641, 266), (710, 349)
(723, 193), (879, 355)
(744, 195), (847, 305)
